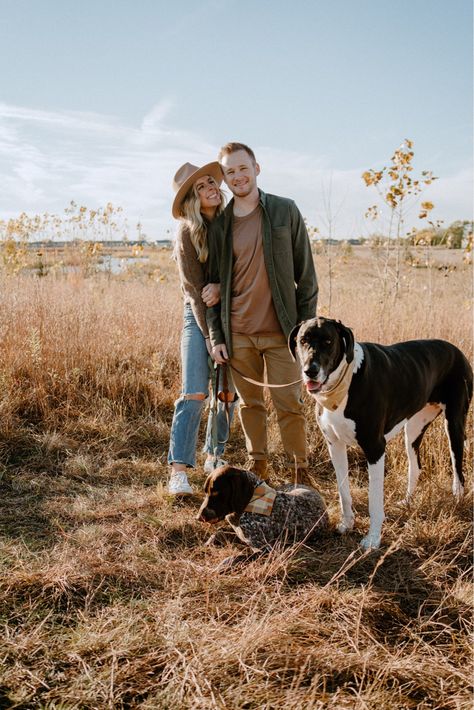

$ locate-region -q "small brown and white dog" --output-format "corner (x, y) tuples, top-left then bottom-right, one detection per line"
(289, 317), (472, 550)
(197, 465), (328, 552)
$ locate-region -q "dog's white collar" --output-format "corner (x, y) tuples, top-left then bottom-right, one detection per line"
(315, 356), (355, 411)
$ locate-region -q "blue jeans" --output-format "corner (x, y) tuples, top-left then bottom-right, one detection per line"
(168, 304), (236, 468)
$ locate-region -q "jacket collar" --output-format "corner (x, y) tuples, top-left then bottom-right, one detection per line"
(223, 189), (267, 230)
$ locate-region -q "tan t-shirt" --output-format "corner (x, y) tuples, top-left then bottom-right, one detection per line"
(231, 205), (282, 335)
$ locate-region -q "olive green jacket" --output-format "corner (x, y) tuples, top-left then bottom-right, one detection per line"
(206, 190), (318, 356)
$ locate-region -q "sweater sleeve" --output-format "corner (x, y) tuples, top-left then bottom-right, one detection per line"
(205, 218), (226, 347)
(290, 201), (318, 321)
(175, 225), (209, 337)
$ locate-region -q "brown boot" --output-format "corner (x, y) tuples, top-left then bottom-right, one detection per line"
(249, 459), (269, 481)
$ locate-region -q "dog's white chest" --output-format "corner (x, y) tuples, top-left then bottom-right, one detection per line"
(317, 400), (357, 446)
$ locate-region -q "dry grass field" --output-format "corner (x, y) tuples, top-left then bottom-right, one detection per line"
(0, 245), (472, 709)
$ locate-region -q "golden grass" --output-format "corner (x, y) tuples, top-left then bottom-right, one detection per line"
(0, 246), (472, 709)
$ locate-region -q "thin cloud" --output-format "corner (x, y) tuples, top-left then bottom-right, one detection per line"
(0, 102), (125, 135)
(141, 100), (175, 134)
(0, 102), (471, 240)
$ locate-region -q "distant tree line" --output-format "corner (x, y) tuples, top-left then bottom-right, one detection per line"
(406, 220), (473, 248)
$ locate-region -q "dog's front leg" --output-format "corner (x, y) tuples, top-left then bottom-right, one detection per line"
(360, 453), (385, 550)
(327, 439), (354, 534)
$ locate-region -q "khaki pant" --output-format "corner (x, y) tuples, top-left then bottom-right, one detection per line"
(230, 332), (307, 468)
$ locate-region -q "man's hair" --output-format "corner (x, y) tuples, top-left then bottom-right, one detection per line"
(218, 142), (256, 163)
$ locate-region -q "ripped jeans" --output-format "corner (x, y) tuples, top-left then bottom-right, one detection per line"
(167, 304), (236, 468)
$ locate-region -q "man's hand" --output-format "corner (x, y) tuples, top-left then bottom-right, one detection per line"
(212, 343), (229, 364)
(202, 283), (220, 307)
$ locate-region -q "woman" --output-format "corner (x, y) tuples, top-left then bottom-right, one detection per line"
(167, 161), (236, 496)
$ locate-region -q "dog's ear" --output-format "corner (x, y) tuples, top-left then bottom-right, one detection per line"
(336, 322), (354, 363)
(203, 474), (213, 496)
(288, 323), (301, 361)
(196, 474), (213, 521)
(229, 468), (255, 515)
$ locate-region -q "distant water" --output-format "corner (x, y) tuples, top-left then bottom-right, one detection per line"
(29, 254), (151, 276)
(97, 255), (150, 274)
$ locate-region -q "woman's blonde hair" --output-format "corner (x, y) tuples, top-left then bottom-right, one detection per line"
(180, 180), (226, 263)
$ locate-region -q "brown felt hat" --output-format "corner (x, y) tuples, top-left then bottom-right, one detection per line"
(171, 161), (223, 219)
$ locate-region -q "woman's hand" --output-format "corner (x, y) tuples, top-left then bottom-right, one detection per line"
(202, 282), (220, 307)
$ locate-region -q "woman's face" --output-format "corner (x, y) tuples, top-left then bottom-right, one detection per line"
(194, 174), (221, 215)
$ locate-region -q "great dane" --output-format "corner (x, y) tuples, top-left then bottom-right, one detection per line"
(289, 317), (472, 549)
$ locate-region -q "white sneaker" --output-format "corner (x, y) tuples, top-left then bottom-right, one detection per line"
(203, 458), (227, 474)
(168, 471), (193, 496)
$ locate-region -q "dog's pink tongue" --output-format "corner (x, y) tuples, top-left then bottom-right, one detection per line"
(306, 380), (321, 392)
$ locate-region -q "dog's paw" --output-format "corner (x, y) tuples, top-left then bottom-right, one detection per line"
(214, 555), (240, 572)
(452, 482), (464, 501)
(360, 532), (381, 551)
(336, 518), (354, 535)
(214, 551), (261, 573)
(205, 530), (239, 547)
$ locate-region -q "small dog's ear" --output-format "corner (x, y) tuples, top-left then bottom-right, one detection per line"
(203, 474), (212, 494)
(288, 323), (301, 361)
(229, 468), (255, 515)
(196, 475), (213, 521)
(336, 322), (355, 363)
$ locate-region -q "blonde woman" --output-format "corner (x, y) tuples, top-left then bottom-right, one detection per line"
(167, 162), (236, 495)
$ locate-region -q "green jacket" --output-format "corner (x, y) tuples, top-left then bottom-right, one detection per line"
(206, 189), (318, 355)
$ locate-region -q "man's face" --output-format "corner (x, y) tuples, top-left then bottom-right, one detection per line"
(220, 149), (260, 198)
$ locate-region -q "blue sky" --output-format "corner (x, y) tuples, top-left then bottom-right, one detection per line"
(0, 0), (472, 239)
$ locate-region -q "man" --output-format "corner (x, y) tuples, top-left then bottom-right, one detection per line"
(206, 142), (318, 481)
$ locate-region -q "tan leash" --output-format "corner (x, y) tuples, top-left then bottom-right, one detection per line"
(229, 362), (302, 389)
(224, 363), (304, 486)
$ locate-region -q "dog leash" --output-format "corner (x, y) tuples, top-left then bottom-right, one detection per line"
(228, 362), (302, 388)
(209, 362), (232, 465)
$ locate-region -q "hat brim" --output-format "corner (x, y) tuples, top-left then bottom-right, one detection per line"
(172, 161), (224, 219)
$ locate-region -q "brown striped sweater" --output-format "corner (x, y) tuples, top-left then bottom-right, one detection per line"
(174, 222), (209, 337)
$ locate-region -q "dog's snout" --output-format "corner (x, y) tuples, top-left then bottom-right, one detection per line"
(196, 501), (208, 521)
(304, 363), (319, 379)
(196, 505), (217, 523)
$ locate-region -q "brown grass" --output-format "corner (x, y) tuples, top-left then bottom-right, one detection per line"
(0, 246), (472, 709)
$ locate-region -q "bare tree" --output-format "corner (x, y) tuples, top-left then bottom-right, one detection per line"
(363, 139), (437, 331)
(320, 174), (346, 315)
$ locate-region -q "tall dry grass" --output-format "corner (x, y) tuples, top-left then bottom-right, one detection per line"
(0, 246), (472, 709)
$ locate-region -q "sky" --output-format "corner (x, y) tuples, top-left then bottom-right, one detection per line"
(0, 0), (472, 241)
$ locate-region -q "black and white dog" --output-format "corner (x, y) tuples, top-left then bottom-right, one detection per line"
(289, 317), (472, 550)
